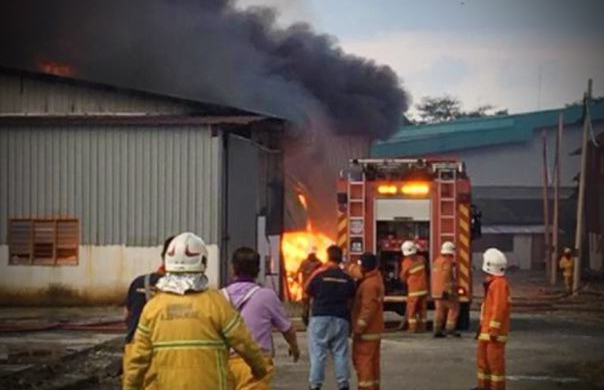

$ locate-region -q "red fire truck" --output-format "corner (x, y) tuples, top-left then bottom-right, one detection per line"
(336, 158), (479, 329)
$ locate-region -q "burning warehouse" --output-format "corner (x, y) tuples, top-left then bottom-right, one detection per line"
(0, 66), (286, 304)
(0, 0), (408, 303)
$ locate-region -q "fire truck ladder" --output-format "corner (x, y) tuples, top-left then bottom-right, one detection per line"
(436, 166), (458, 257)
(347, 172), (366, 256)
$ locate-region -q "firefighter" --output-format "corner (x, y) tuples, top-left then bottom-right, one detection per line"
(473, 248), (511, 390)
(400, 241), (428, 333)
(558, 247), (574, 294)
(352, 253), (384, 390)
(296, 246), (322, 288)
(433, 241), (461, 338)
(123, 235), (174, 374)
(123, 232), (267, 390)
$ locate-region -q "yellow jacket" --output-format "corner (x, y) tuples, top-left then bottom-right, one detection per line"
(123, 289), (267, 390)
(559, 256), (574, 277)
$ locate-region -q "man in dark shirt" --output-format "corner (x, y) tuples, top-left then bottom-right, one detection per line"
(122, 236), (174, 369)
(304, 245), (356, 390)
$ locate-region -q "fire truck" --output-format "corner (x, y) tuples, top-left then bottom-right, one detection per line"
(336, 158), (480, 329)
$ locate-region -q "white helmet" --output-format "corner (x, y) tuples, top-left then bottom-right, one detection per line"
(482, 248), (507, 276)
(164, 232), (208, 273)
(441, 241), (455, 255)
(401, 240), (417, 256)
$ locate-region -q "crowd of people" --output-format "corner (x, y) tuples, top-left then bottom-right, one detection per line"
(121, 231), (514, 390)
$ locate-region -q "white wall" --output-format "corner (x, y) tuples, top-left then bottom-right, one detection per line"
(454, 124), (588, 189)
(513, 235), (532, 270)
(472, 234), (534, 271)
(0, 244), (221, 304)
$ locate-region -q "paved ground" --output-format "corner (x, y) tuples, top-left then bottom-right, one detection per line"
(0, 271), (603, 389)
(271, 311), (604, 390)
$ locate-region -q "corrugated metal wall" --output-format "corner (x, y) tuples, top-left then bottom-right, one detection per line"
(0, 125), (222, 246)
(0, 73), (195, 115)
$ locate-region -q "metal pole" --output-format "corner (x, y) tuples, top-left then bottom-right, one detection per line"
(550, 113), (562, 285)
(573, 79), (592, 296)
(542, 130), (551, 280)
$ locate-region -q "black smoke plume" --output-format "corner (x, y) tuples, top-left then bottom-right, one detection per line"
(0, 0), (407, 139)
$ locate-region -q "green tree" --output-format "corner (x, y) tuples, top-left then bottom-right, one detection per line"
(415, 95), (507, 124)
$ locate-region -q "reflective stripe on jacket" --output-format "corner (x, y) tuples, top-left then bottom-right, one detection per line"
(400, 255), (428, 297)
(432, 255), (456, 299)
(479, 276), (511, 344)
(123, 289), (267, 390)
(352, 269), (385, 338)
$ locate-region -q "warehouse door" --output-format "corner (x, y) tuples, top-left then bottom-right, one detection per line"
(226, 135), (259, 279)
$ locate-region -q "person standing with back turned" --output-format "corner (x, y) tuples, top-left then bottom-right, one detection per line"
(223, 247), (300, 390)
(304, 245), (356, 390)
(123, 235), (174, 375)
(123, 232), (267, 390)
(352, 252), (384, 390)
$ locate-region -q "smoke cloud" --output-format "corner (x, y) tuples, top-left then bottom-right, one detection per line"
(0, 0), (407, 139)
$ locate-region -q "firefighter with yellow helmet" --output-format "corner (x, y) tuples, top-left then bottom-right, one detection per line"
(123, 232), (267, 390)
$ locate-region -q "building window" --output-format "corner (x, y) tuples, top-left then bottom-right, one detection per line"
(8, 219), (79, 265)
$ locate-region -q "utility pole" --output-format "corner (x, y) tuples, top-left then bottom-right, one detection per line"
(573, 79), (592, 296)
(542, 130), (551, 280)
(550, 113), (562, 285)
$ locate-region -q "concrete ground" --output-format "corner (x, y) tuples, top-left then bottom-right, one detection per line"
(0, 271), (603, 389)
(271, 311), (604, 390)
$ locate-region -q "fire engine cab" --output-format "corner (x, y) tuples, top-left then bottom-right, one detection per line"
(336, 158), (480, 329)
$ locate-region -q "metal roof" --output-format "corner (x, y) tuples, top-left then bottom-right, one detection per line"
(372, 101), (604, 157)
(482, 225), (562, 234)
(0, 66), (285, 121)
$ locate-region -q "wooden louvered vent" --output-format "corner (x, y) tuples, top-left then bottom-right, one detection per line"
(9, 219), (79, 265)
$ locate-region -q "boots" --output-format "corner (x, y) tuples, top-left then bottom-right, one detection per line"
(434, 322), (445, 338)
(447, 329), (462, 338)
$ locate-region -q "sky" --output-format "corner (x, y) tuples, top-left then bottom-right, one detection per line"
(238, 0), (604, 118)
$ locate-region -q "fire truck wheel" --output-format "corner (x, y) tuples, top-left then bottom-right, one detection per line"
(457, 302), (470, 331)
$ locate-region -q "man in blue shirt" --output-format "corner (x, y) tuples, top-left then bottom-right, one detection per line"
(304, 245), (356, 390)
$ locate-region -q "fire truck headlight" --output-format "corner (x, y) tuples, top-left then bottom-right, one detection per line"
(378, 185), (397, 195)
(401, 183), (429, 195)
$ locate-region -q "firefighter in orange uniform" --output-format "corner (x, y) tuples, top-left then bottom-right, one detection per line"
(473, 248), (511, 390)
(352, 252), (384, 390)
(558, 247), (574, 294)
(296, 246), (323, 288)
(400, 241), (428, 333)
(433, 241), (461, 338)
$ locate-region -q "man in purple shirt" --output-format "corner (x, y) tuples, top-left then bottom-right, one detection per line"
(223, 247), (300, 390)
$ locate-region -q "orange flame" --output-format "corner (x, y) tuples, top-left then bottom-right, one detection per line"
(298, 193), (308, 210)
(281, 228), (332, 301)
(37, 61), (74, 77)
